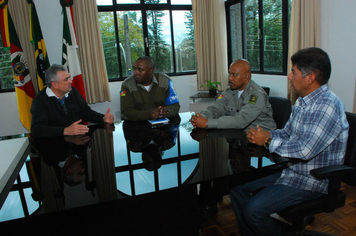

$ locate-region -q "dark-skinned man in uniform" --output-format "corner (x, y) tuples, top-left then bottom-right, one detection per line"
(120, 56), (180, 121)
(190, 59), (276, 131)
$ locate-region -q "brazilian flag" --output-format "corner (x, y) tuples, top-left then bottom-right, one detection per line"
(28, 0), (50, 91)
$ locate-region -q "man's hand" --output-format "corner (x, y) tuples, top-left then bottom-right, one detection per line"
(158, 106), (168, 118)
(151, 106), (169, 119)
(64, 119), (89, 136)
(246, 125), (270, 146)
(190, 113), (208, 129)
(151, 108), (160, 119)
(103, 108), (114, 124)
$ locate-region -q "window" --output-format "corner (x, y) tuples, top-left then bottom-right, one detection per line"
(97, 0), (196, 81)
(0, 33), (13, 91)
(226, 0), (291, 74)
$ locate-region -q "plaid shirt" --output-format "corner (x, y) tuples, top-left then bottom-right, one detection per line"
(269, 85), (349, 194)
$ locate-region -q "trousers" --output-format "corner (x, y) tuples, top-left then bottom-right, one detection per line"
(229, 171), (323, 236)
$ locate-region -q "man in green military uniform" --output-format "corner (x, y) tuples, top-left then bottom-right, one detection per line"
(190, 59), (276, 131)
(120, 56), (180, 121)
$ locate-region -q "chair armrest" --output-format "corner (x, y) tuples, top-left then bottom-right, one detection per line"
(311, 165), (354, 180)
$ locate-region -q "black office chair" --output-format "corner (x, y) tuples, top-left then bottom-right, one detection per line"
(275, 111), (356, 236)
(269, 96), (292, 129)
(343, 112), (356, 186)
(262, 86), (270, 95)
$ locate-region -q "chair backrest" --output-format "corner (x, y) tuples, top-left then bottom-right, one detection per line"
(269, 96), (292, 129)
(343, 112), (356, 185)
(262, 86), (270, 95)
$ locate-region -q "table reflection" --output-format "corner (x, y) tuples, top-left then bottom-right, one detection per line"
(0, 112), (293, 229)
(32, 125), (117, 213)
(122, 115), (181, 171)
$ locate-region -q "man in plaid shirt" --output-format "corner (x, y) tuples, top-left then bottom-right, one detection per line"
(230, 47), (349, 236)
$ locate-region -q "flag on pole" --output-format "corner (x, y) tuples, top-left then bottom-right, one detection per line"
(7, 5), (36, 132)
(61, 1), (86, 100)
(0, 0), (10, 50)
(28, 0), (50, 91)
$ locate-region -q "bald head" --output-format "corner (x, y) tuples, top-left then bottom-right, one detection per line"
(232, 59), (251, 73)
(228, 59), (252, 90)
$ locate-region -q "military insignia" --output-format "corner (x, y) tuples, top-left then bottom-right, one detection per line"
(248, 95), (258, 105)
(120, 91), (126, 96)
(218, 94), (224, 99)
(13, 61), (25, 76)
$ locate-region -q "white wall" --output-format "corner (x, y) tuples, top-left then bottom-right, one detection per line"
(320, 0), (356, 111)
(252, 74), (287, 98)
(36, 0), (63, 65)
(1, 0), (356, 136)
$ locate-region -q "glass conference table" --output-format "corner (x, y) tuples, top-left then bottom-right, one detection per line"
(0, 112), (294, 235)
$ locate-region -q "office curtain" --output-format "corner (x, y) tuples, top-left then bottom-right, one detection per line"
(7, 0), (38, 92)
(72, 0), (111, 104)
(287, 0), (321, 104)
(192, 0), (229, 91)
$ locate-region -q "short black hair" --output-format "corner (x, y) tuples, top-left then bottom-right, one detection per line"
(136, 56), (155, 70)
(291, 47), (331, 85)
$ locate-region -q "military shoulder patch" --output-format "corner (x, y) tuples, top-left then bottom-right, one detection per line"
(248, 95), (258, 105)
(120, 91), (126, 96)
(218, 94), (224, 99)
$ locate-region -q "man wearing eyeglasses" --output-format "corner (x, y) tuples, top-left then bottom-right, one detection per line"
(31, 64), (114, 137)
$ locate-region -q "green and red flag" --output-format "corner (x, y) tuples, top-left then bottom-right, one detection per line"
(0, 0), (10, 49)
(28, 0), (50, 91)
(6, 4), (36, 132)
(61, 0), (86, 100)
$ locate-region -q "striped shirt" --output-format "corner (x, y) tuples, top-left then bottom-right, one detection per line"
(269, 85), (349, 194)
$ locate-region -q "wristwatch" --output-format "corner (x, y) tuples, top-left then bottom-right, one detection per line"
(264, 138), (272, 149)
